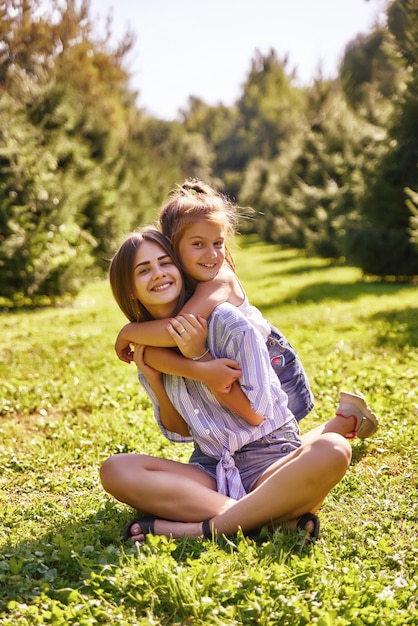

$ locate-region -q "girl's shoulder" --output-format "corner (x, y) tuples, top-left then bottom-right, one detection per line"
(217, 265), (244, 306)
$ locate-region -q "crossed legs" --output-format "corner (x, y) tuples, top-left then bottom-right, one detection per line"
(100, 432), (351, 541)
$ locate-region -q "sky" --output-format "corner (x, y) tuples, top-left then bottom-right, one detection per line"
(88, 0), (387, 120)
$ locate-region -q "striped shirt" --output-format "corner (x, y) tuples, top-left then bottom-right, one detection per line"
(138, 303), (298, 499)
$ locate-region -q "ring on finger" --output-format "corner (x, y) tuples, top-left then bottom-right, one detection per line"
(179, 328), (186, 334)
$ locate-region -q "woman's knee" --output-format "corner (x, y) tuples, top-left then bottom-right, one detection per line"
(319, 432), (352, 469)
(100, 454), (121, 492)
(99, 453), (145, 493)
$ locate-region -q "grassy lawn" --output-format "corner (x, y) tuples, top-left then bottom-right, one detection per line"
(0, 237), (417, 625)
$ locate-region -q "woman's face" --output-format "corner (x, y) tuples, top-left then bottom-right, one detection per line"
(132, 240), (183, 319)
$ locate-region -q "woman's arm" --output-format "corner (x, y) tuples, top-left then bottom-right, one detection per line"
(115, 267), (238, 362)
(133, 345), (190, 437)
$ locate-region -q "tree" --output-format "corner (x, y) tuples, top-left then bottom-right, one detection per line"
(346, 0), (418, 277)
(0, 0), (140, 303)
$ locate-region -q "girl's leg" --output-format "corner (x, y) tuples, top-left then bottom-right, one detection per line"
(100, 453), (234, 522)
(126, 432), (351, 540)
(304, 391), (379, 440)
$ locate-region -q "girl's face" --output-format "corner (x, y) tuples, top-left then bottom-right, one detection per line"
(132, 240), (183, 319)
(177, 220), (226, 282)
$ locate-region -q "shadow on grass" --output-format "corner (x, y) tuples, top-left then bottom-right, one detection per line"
(0, 502), (315, 619)
(365, 308), (418, 348)
(259, 279), (416, 311)
(0, 502), (126, 608)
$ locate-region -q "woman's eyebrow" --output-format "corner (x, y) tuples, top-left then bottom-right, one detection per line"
(134, 254), (171, 270)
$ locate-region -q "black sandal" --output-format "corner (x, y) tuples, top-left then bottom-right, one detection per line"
(296, 513), (320, 543)
(202, 518), (214, 538)
(124, 515), (159, 541)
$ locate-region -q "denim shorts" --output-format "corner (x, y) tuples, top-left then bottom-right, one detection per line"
(267, 327), (314, 421)
(189, 428), (302, 495)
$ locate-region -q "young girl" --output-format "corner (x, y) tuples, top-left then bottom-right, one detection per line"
(115, 180), (378, 438)
(101, 227), (353, 542)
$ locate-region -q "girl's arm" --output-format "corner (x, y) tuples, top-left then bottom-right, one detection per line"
(143, 315), (241, 391)
(210, 382), (265, 425)
(144, 347), (242, 392)
(161, 320), (265, 425)
(115, 267), (239, 362)
(144, 346), (262, 425)
(133, 345), (190, 437)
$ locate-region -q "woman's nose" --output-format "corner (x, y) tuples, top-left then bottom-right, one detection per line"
(152, 265), (166, 278)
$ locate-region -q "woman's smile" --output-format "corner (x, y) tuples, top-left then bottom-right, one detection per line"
(133, 240), (183, 317)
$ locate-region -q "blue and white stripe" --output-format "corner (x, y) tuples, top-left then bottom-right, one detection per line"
(138, 303), (298, 499)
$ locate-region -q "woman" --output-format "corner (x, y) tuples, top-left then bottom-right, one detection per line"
(100, 228), (352, 543)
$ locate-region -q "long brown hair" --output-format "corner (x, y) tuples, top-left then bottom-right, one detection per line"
(158, 179), (238, 272)
(109, 227), (189, 322)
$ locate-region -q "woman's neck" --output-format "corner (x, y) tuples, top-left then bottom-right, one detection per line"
(146, 302), (178, 320)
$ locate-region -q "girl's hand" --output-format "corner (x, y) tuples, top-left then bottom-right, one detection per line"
(201, 359), (242, 393)
(115, 330), (134, 363)
(133, 344), (162, 383)
(167, 313), (208, 359)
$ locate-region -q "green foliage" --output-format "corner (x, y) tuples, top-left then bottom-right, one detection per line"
(1, 0), (417, 309)
(340, 27), (403, 124)
(346, 0), (418, 277)
(0, 0), (142, 303)
(0, 239), (417, 624)
(238, 81), (379, 260)
(0, 81), (97, 303)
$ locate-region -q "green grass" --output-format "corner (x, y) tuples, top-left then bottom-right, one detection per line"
(1, 237), (417, 625)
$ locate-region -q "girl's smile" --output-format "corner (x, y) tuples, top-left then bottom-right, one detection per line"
(133, 240), (182, 318)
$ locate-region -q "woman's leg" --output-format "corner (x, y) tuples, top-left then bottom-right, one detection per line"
(100, 453), (234, 522)
(124, 433), (351, 540)
(207, 432), (351, 535)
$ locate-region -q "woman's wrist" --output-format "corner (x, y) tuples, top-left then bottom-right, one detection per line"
(190, 348), (210, 361)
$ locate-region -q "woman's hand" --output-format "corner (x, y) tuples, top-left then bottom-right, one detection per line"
(167, 313), (208, 359)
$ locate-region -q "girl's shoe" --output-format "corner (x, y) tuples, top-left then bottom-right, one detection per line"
(336, 391), (379, 439)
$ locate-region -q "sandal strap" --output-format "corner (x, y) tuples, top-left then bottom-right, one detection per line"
(202, 518), (214, 538)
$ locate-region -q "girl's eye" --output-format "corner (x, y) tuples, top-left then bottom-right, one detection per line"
(192, 242), (202, 248)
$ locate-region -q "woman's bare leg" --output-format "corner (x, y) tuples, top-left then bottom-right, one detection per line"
(120, 433), (351, 541)
(100, 453), (234, 522)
